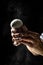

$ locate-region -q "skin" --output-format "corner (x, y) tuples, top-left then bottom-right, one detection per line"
(11, 25), (43, 56)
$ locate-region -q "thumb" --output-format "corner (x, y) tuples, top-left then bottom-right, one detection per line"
(22, 25), (29, 32)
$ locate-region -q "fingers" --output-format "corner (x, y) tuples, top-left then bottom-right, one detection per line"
(10, 26), (41, 47)
(11, 27), (40, 43)
(11, 27), (17, 33)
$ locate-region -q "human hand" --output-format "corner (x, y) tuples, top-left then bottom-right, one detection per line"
(11, 24), (43, 56)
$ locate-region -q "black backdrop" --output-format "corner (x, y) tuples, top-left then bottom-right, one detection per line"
(0, 0), (43, 65)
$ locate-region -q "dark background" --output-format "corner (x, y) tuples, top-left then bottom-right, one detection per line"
(0, 0), (43, 65)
